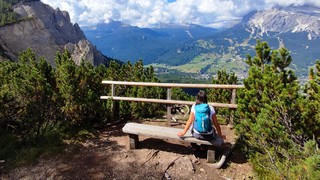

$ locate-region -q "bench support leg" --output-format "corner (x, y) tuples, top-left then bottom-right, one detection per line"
(207, 147), (215, 163)
(129, 134), (139, 149)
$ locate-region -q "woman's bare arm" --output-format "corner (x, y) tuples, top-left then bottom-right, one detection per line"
(177, 112), (195, 137)
(212, 113), (223, 137)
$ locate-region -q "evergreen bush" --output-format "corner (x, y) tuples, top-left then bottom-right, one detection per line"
(235, 41), (320, 179)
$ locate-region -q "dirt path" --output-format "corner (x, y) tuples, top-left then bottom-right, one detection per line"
(1, 121), (253, 180)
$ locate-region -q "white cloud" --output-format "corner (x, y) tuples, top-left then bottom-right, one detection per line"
(266, 0), (320, 7)
(40, 0), (320, 28)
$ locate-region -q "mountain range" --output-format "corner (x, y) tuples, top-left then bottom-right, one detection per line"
(82, 21), (218, 64)
(82, 5), (320, 79)
(1, 1), (319, 80)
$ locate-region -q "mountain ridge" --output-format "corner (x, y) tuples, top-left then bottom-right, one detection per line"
(245, 5), (320, 40)
(82, 20), (219, 64)
(82, 5), (320, 79)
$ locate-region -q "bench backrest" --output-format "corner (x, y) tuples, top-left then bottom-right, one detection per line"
(100, 80), (244, 125)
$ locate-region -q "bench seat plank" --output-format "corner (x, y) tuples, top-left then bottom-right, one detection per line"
(122, 122), (223, 146)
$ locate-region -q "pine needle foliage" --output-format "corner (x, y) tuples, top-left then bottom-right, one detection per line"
(207, 69), (238, 121)
(0, 49), (168, 167)
(235, 41), (320, 179)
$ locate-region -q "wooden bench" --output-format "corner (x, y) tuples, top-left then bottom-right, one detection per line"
(122, 122), (225, 165)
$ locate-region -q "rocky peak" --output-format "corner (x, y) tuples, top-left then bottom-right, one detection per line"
(245, 5), (320, 39)
(0, 1), (110, 66)
(14, 1), (86, 44)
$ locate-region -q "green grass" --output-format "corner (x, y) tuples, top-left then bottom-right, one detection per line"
(150, 49), (248, 76)
(196, 39), (216, 49)
(175, 63), (206, 73)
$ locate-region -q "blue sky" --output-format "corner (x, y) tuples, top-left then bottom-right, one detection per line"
(41, 0), (320, 28)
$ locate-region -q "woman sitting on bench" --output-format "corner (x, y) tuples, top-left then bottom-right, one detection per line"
(177, 90), (224, 142)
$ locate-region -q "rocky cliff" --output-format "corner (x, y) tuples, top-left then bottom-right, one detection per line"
(245, 5), (320, 40)
(0, 1), (110, 66)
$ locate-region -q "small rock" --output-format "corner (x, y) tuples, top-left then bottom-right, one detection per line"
(193, 159), (200, 165)
(164, 172), (171, 180)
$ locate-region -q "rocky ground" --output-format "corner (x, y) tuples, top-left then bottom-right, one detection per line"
(1, 120), (254, 180)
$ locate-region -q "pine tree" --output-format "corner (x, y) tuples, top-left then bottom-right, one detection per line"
(55, 49), (113, 129)
(0, 48), (56, 139)
(235, 41), (309, 178)
(142, 65), (166, 117)
(303, 60), (320, 145)
(54, 49), (80, 129)
(0, 61), (20, 135)
(207, 69), (238, 123)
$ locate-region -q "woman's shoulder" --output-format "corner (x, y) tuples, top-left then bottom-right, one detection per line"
(191, 104), (196, 112)
(209, 105), (215, 113)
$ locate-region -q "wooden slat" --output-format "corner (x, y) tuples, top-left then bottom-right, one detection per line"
(122, 123), (224, 146)
(102, 80), (244, 89)
(231, 89), (237, 104)
(100, 96), (238, 109)
(167, 88), (172, 126)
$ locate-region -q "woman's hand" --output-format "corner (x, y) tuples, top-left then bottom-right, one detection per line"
(218, 134), (226, 139)
(177, 131), (186, 137)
